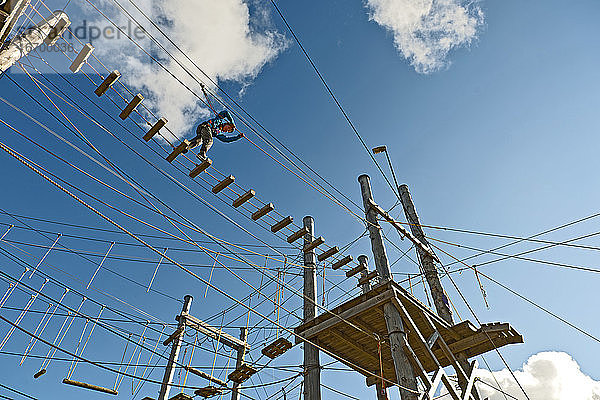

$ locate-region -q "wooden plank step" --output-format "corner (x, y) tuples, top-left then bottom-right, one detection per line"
(287, 227), (309, 243)
(45, 16), (70, 45)
(212, 175), (235, 193)
(94, 70), (120, 96)
(233, 190), (255, 208)
(271, 216), (292, 233)
(143, 117), (167, 141)
(189, 158), (212, 178)
(227, 363), (257, 384)
(332, 255), (353, 270)
(120, 93), (144, 120)
(194, 386), (223, 398)
(358, 270), (378, 286)
(62, 379), (118, 395)
(317, 246), (339, 262)
(261, 338), (292, 359)
(69, 43), (94, 73)
(169, 394), (193, 400)
(252, 203), (274, 220)
(303, 236), (324, 252)
(346, 264), (366, 278)
(166, 140), (189, 163)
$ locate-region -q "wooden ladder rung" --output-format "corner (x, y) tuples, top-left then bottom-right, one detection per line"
(252, 203), (274, 220)
(189, 158), (212, 178)
(271, 216), (292, 232)
(166, 140), (189, 163)
(144, 117), (167, 141)
(345, 264), (366, 278)
(303, 236), (324, 252)
(194, 386), (223, 398)
(45, 16), (70, 46)
(357, 270), (378, 286)
(120, 94), (144, 120)
(212, 175), (235, 193)
(233, 190), (255, 207)
(62, 379), (118, 395)
(69, 43), (94, 73)
(317, 246), (339, 262)
(332, 255), (353, 270)
(94, 70), (120, 96)
(287, 227), (309, 243)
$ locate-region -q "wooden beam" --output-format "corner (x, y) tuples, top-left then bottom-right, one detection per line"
(166, 140), (189, 163)
(332, 255), (353, 270)
(357, 270), (377, 286)
(287, 227), (309, 243)
(252, 203), (273, 221)
(189, 158), (212, 178)
(69, 43), (94, 73)
(303, 236), (324, 252)
(233, 190), (255, 208)
(212, 175), (235, 193)
(345, 263), (366, 278)
(94, 70), (120, 97)
(180, 314), (250, 351)
(327, 329), (379, 365)
(271, 216), (293, 232)
(163, 326), (184, 346)
(317, 246), (338, 262)
(62, 379), (118, 395)
(119, 94), (144, 120)
(295, 289), (395, 344)
(144, 117), (167, 141)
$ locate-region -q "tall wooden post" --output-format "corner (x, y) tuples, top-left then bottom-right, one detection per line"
(231, 327), (248, 400)
(398, 184), (481, 400)
(398, 184), (452, 324)
(0, 10), (70, 72)
(358, 175), (417, 400)
(303, 216), (321, 400)
(158, 295), (192, 400)
(358, 255), (388, 400)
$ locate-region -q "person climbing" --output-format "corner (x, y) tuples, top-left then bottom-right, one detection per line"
(183, 110), (243, 160)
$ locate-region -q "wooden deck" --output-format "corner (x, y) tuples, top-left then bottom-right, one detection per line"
(294, 281), (523, 387)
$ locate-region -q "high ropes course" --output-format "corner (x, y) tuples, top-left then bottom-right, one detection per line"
(0, 1), (598, 400)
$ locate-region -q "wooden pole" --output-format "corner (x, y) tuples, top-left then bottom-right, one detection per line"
(398, 184), (452, 324)
(398, 184), (481, 400)
(357, 255), (388, 400)
(358, 175), (417, 400)
(158, 295), (192, 400)
(230, 327), (248, 400)
(0, 10), (70, 72)
(303, 216), (321, 400)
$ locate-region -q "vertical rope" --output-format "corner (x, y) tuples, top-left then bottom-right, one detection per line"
(0, 278), (49, 350)
(68, 306), (104, 379)
(204, 253), (220, 297)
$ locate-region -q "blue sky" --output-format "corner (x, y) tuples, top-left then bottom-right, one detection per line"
(1, 1), (600, 399)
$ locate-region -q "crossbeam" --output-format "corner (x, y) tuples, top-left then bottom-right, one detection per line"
(178, 314), (249, 351)
(367, 199), (438, 261)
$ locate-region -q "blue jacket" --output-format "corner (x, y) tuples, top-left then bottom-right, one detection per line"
(205, 111), (242, 143)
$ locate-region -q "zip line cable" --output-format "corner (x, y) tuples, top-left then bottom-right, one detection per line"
(268, 0), (399, 199)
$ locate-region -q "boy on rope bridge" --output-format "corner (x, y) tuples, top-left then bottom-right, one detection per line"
(182, 110), (244, 161)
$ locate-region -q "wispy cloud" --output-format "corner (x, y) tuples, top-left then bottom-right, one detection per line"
(477, 352), (600, 400)
(83, 0), (286, 138)
(365, 0), (483, 73)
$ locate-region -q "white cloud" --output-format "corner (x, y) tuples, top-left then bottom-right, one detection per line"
(365, 0), (483, 73)
(476, 352), (600, 400)
(83, 0), (286, 138)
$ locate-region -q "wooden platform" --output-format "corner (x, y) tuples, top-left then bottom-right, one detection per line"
(294, 280), (523, 387)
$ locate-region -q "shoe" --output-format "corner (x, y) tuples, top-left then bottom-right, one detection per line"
(197, 153), (207, 161)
